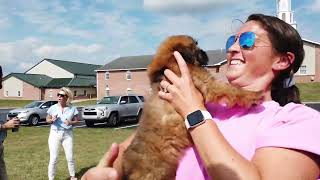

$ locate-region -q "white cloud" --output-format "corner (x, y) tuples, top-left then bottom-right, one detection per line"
(0, 44), (14, 64)
(7, 0), (93, 39)
(17, 62), (35, 72)
(309, 0), (320, 12)
(0, 37), (112, 74)
(69, 0), (82, 11)
(33, 44), (105, 58)
(0, 18), (10, 29)
(143, 0), (237, 12)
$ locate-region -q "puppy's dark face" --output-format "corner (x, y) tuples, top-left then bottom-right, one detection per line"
(147, 35), (209, 83)
(173, 36), (208, 66)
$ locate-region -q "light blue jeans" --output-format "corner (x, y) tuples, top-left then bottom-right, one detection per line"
(48, 129), (75, 180)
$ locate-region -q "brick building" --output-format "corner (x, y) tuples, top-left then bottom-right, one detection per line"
(96, 42), (320, 100)
(0, 59), (101, 100)
(96, 50), (227, 99)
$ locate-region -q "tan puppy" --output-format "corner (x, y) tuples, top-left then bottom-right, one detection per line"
(121, 35), (262, 180)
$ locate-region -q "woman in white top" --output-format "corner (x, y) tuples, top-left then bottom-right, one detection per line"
(46, 87), (80, 180)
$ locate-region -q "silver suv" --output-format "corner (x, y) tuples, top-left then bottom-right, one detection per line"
(82, 95), (144, 127)
(7, 100), (58, 126)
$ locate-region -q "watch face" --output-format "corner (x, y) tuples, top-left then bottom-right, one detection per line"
(187, 110), (204, 126)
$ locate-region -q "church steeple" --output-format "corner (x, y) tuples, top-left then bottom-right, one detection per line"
(276, 0), (297, 29)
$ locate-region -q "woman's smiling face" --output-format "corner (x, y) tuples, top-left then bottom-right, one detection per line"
(225, 20), (279, 91)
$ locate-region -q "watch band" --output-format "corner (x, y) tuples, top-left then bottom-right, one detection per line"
(185, 110), (213, 129)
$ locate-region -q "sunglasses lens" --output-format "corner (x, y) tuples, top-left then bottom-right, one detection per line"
(239, 31), (255, 49)
(226, 35), (236, 51)
(57, 93), (65, 97)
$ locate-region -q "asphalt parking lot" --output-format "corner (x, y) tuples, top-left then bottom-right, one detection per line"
(1, 102), (319, 129)
(0, 108), (138, 129)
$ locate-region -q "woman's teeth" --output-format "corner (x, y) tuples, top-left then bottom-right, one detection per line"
(230, 60), (244, 65)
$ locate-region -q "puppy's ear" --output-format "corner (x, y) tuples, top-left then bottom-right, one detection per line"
(174, 45), (195, 64)
(197, 49), (209, 66)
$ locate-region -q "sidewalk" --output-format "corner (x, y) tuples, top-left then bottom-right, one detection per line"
(72, 98), (97, 103)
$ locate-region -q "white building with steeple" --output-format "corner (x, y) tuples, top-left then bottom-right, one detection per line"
(276, 0), (320, 83)
(276, 0), (297, 29)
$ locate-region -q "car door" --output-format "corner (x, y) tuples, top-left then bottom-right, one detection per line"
(128, 96), (140, 116)
(118, 96), (129, 118)
(39, 101), (51, 119)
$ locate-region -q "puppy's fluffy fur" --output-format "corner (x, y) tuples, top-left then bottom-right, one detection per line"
(121, 35), (262, 180)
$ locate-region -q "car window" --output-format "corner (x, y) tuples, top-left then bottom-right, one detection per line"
(24, 101), (42, 108)
(41, 102), (51, 108)
(50, 101), (58, 106)
(98, 96), (120, 104)
(138, 96), (144, 102)
(129, 96), (139, 103)
(120, 96), (129, 104)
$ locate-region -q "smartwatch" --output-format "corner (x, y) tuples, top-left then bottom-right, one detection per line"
(185, 110), (212, 129)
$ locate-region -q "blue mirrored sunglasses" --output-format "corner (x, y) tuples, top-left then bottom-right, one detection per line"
(225, 31), (256, 51)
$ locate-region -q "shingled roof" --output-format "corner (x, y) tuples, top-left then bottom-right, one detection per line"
(99, 49), (226, 71)
(4, 73), (96, 88)
(45, 77), (96, 88)
(27, 59), (102, 76)
(4, 73), (53, 87)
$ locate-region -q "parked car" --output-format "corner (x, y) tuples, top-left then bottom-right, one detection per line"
(82, 95), (144, 127)
(7, 100), (58, 126)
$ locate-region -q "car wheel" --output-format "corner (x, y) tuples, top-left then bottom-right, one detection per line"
(85, 120), (94, 127)
(107, 113), (119, 127)
(29, 115), (39, 126)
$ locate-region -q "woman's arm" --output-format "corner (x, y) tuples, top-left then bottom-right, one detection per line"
(0, 118), (19, 130)
(159, 51), (320, 179)
(69, 114), (80, 125)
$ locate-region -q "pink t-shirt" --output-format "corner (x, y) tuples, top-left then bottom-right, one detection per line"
(176, 101), (320, 179)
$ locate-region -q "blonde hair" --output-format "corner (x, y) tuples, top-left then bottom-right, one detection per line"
(59, 87), (73, 104)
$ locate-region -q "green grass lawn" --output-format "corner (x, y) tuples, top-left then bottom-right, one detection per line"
(4, 126), (135, 180)
(0, 100), (33, 108)
(72, 100), (97, 107)
(0, 82), (319, 109)
(296, 82), (320, 102)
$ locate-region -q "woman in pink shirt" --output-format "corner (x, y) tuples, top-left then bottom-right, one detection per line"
(82, 13), (320, 179)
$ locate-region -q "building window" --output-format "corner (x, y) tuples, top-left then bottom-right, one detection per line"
(84, 90), (87, 96)
(74, 90), (77, 97)
(49, 90), (53, 98)
(105, 87), (110, 96)
(105, 72), (110, 80)
(282, 13), (285, 21)
(126, 88), (132, 95)
(126, 71), (131, 80)
(299, 65), (307, 74)
(6, 91), (8, 96)
(18, 91), (21, 97)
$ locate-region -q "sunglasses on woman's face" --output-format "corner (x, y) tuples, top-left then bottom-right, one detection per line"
(57, 93), (66, 98)
(226, 31), (270, 51)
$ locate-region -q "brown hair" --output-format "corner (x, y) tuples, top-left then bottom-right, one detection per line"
(247, 14), (305, 106)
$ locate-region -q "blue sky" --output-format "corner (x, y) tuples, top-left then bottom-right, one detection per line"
(0, 0), (319, 76)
